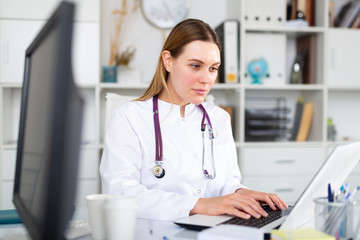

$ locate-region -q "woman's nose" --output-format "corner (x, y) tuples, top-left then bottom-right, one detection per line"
(199, 70), (215, 83)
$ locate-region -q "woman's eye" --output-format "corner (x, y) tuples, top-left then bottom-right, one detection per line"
(210, 67), (218, 72)
(191, 64), (200, 69)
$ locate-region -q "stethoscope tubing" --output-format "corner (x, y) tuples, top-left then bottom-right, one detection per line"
(152, 95), (216, 179)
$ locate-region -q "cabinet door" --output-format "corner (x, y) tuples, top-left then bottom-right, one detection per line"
(73, 23), (100, 85)
(0, 0), (58, 19)
(76, 149), (99, 207)
(0, 0), (99, 22)
(2, 88), (22, 145)
(78, 149), (99, 179)
(1, 149), (16, 209)
(0, 20), (44, 83)
(1, 149), (17, 181)
(1, 181), (14, 209)
(73, 0), (100, 22)
(328, 29), (360, 87)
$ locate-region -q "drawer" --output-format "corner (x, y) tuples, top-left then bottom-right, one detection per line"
(1, 181), (15, 209)
(1, 149), (99, 181)
(241, 147), (325, 176)
(1, 179), (98, 209)
(242, 175), (313, 204)
(78, 149), (99, 179)
(1, 149), (17, 180)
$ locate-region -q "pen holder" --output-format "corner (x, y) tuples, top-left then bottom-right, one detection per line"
(314, 197), (353, 239)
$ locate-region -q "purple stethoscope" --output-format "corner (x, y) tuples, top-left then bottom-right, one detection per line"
(152, 95), (216, 179)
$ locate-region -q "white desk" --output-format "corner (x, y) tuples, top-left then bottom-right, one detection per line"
(0, 218), (199, 240)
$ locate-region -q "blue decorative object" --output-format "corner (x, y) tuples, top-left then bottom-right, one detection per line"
(247, 57), (269, 84)
(102, 65), (117, 83)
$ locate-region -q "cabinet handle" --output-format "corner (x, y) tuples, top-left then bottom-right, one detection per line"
(3, 40), (9, 64)
(275, 159), (295, 164)
(331, 47), (335, 71)
(275, 188), (294, 193)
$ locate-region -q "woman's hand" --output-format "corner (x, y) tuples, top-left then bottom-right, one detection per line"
(189, 189), (288, 219)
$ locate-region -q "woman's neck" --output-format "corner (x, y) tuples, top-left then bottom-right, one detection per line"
(158, 90), (188, 118)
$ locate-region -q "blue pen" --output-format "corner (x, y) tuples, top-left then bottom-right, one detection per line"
(328, 183), (333, 202)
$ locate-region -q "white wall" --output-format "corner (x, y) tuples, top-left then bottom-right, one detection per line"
(100, 0), (236, 84)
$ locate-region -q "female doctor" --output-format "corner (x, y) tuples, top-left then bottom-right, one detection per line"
(100, 18), (287, 221)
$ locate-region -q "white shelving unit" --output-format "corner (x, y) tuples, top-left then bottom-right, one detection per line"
(236, 0), (360, 204)
(0, 0), (100, 209)
(1, 0), (359, 210)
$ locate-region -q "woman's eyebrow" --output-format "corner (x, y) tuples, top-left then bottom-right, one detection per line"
(187, 59), (221, 65)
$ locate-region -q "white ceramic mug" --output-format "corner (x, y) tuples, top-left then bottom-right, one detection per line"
(103, 196), (138, 240)
(86, 194), (110, 240)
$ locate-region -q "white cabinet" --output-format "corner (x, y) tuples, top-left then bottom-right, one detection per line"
(328, 29), (360, 87)
(0, 0), (59, 19)
(236, 0), (360, 203)
(0, 20), (45, 83)
(0, 0), (100, 209)
(72, 23), (100, 85)
(241, 147), (325, 176)
(243, 176), (312, 204)
(241, 147), (325, 204)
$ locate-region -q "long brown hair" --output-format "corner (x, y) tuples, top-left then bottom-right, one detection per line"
(136, 18), (221, 101)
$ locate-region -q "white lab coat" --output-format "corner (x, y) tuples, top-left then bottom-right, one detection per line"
(100, 98), (246, 221)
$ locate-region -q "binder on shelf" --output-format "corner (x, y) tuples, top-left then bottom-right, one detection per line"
(296, 0), (314, 26)
(290, 98), (304, 141)
(296, 34), (317, 84)
(244, 0), (286, 27)
(245, 98), (291, 142)
(296, 102), (314, 142)
(215, 19), (239, 84)
(220, 105), (234, 130)
(335, 1), (360, 28)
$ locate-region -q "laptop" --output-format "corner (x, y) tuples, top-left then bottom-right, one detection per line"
(174, 141), (360, 232)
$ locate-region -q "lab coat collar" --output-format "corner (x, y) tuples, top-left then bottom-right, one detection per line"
(148, 97), (198, 119)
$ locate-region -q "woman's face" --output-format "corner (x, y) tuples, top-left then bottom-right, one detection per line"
(162, 40), (221, 106)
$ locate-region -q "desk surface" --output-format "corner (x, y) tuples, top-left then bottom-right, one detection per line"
(0, 218), (199, 240)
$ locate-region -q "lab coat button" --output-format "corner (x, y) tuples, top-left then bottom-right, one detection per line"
(197, 190), (201, 194)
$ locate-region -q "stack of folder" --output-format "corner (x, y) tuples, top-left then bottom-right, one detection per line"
(271, 228), (335, 240)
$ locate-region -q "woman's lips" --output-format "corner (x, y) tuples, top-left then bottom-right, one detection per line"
(193, 89), (207, 95)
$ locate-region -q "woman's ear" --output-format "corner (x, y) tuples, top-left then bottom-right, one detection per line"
(162, 50), (172, 72)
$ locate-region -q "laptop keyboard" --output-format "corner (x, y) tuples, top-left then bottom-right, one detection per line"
(222, 205), (293, 228)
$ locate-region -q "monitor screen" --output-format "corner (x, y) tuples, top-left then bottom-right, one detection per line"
(13, 2), (84, 240)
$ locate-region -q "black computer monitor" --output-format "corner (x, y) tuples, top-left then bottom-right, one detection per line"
(13, 2), (84, 240)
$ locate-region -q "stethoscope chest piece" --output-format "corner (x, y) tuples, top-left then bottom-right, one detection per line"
(153, 163), (165, 178)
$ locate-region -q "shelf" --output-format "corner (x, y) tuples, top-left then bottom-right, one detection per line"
(242, 141), (324, 148)
(77, 83), (97, 89)
(244, 84), (324, 90)
(99, 83), (148, 89)
(328, 86), (360, 91)
(244, 25), (326, 36)
(212, 83), (241, 90)
(1, 144), (17, 150)
(326, 141), (360, 149)
(0, 82), (22, 88)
